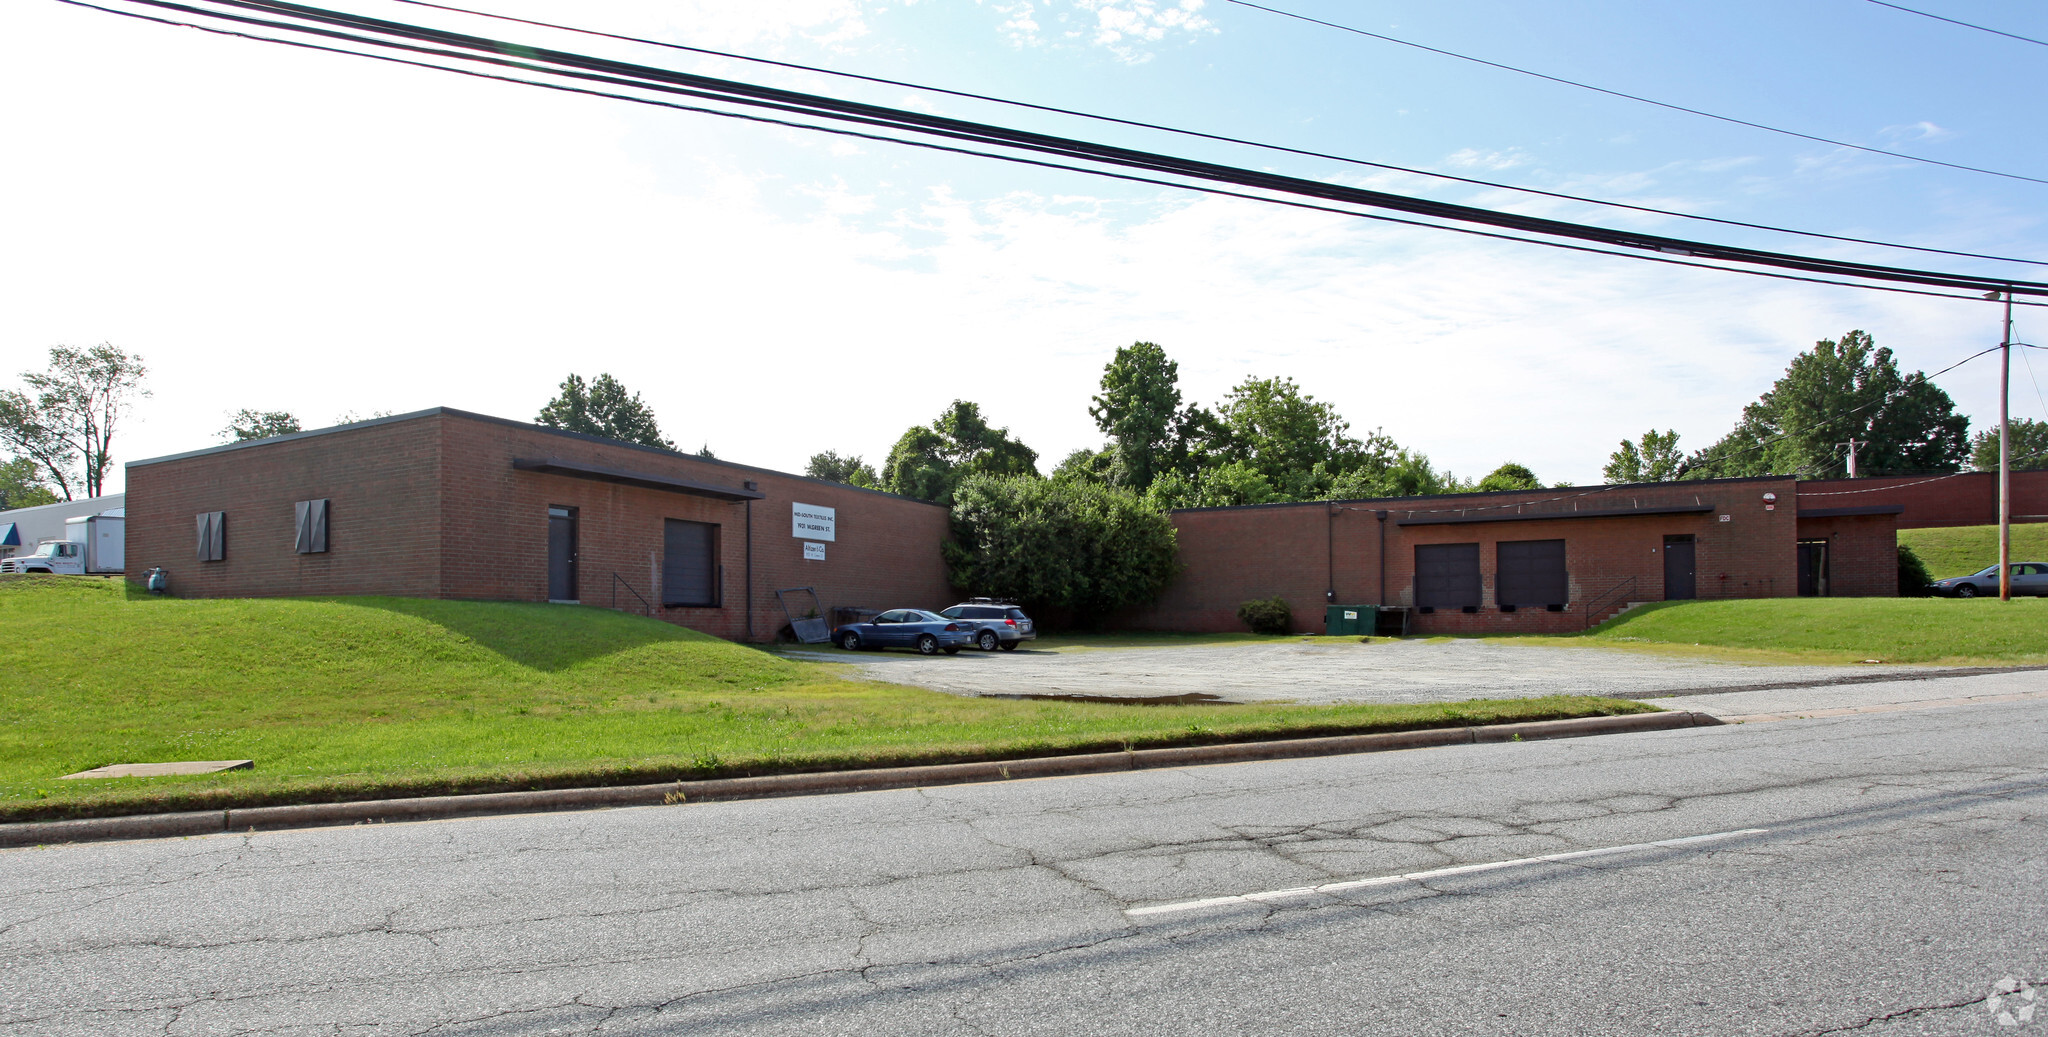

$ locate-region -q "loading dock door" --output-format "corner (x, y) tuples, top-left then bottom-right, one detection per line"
(547, 506), (578, 603)
(1497, 539), (1567, 608)
(1663, 535), (1696, 600)
(663, 519), (720, 607)
(1415, 543), (1482, 609)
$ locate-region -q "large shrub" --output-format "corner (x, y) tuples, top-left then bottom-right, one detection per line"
(1236, 596), (1292, 634)
(1898, 542), (1934, 597)
(945, 475), (1181, 623)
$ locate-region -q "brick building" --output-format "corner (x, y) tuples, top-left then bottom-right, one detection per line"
(1119, 469), (2048, 635)
(124, 408), (953, 642)
(125, 408), (2048, 641)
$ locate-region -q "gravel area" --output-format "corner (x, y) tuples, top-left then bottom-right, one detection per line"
(784, 638), (1959, 704)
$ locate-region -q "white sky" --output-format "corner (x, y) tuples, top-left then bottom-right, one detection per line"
(3, 0), (2043, 495)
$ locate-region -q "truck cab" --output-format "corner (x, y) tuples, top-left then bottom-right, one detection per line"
(0, 540), (84, 575)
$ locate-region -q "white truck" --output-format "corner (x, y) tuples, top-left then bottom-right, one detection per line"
(0, 513), (124, 575)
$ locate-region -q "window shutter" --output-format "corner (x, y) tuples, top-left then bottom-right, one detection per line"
(196, 512), (226, 562)
(295, 499), (329, 554)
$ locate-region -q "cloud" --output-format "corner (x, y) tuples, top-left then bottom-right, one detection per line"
(981, 0), (1214, 60)
(1444, 147), (1527, 172)
(1879, 120), (1955, 144)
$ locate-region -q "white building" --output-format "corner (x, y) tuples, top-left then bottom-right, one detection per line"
(0, 494), (125, 558)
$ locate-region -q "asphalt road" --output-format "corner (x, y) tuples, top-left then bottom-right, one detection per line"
(788, 638), (1961, 704)
(4, 692), (2044, 1035)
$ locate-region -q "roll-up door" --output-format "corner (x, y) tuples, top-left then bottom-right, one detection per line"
(1496, 539), (1567, 607)
(1415, 543), (1481, 609)
(663, 519), (720, 607)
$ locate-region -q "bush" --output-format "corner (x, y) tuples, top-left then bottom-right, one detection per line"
(1237, 596), (1292, 634)
(1898, 542), (1934, 596)
(945, 475), (1181, 624)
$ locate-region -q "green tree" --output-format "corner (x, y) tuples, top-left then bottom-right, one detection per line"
(946, 474), (1180, 622)
(1970, 418), (2048, 471)
(0, 343), (149, 500)
(535, 373), (675, 450)
(1051, 447), (1114, 485)
(1686, 331), (1969, 479)
(0, 457), (60, 510)
(806, 450), (879, 488)
(1089, 341), (1183, 492)
(1209, 376), (1401, 500)
(220, 409), (302, 443)
(1476, 462), (1541, 492)
(1604, 429), (1684, 483)
(881, 401), (1038, 504)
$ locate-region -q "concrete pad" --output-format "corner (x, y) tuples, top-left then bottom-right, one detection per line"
(60, 760), (253, 780)
(1638, 668), (2048, 719)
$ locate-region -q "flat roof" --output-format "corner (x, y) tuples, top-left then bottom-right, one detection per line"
(512, 457), (766, 501)
(125, 406), (941, 507)
(1396, 504), (1716, 527)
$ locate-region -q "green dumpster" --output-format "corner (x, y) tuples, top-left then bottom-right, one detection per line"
(1324, 604), (1375, 636)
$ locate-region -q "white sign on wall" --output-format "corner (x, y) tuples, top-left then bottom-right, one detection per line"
(803, 542), (826, 561)
(792, 503), (836, 542)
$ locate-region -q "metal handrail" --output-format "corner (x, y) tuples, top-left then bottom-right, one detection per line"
(1582, 576), (1638, 630)
(611, 572), (653, 615)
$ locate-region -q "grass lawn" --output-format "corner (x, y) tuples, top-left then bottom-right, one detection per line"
(1527, 596), (2048, 665)
(1901, 522), (2048, 580)
(0, 578), (1647, 822)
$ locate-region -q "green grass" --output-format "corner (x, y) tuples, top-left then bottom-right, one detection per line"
(1901, 522), (2048, 580)
(1535, 596), (2048, 665)
(0, 578), (1648, 822)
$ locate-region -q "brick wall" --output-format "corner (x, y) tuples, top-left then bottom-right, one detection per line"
(125, 409), (955, 642)
(1795, 514), (1898, 597)
(1795, 470), (2048, 529)
(1120, 478), (1806, 634)
(434, 415), (954, 641)
(124, 416), (442, 599)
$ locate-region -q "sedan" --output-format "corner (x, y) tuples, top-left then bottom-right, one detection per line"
(832, 609), (974, 655)
(1931, 563), (2048, 597)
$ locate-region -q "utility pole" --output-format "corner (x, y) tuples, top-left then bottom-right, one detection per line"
(1840, 437), (1864, 478)
(1989, 289), (2014, 601)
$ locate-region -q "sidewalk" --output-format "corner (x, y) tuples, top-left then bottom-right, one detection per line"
(1638, 668), (2048, 722)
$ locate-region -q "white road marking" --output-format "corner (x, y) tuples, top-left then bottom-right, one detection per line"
(1124, 827), (1771, 917)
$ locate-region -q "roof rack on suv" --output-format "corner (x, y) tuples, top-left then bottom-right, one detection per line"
(965, 596), (1016, 605)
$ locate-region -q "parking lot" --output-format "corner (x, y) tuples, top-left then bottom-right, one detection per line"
(786, 637), (1957, 705)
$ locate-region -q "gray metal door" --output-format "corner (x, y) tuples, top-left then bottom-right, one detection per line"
(547, 506), (578, 602)
(1663, 535), (1696, 600)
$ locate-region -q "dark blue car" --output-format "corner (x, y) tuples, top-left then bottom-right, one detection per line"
(833, 609), (975, 655)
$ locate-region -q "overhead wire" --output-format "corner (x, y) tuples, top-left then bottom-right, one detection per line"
(57, 0), (2048, 301)
(1863, 0), (2048, 49)
(1220, 0), (2048, 188)
(364, 0), (2048, 268)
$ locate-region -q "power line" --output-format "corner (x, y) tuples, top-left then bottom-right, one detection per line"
(365, 0), (2048, 268)
(65, 0), (2048, 301)
(1864, 0), (2048, 49)
(1221, 0), (2048, 188)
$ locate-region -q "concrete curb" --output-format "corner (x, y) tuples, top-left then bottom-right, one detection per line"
(0, 711), (1719, 848)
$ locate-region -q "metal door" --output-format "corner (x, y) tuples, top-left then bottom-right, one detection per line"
(1663, 535), (1696, 600)
(547, 506), (578, 602)
(1797, 540), (1830, 597)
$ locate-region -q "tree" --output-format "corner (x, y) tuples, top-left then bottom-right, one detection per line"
(1050, 447), (1114, 485)
(1477, 462), (1542, 493)
(1604, 429), (1684, 483)
(1971, 418), (2048, 472)
(946, 474), (1180, 623)
(1209, 376), (1402, 500)
(1686, 331), (1969, 479)
(806, 450), (879, 488)
(1089, 342), (1183, 492)
(881, 400), (1038, 504)
(220, 409), (302, 443)
(0, 343), (149, 500)
(535, 373), (675, 450)
(0, 457), (60, 510)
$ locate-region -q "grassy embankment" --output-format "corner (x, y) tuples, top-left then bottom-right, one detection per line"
(1900, 522), (2048, 579)
(0, 578), (1646, 822)
(1549, 596), (2048, 666)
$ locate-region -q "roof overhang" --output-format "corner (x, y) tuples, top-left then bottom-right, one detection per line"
(1396, 504), (1715, 527)
(1797, 505), (1905, 518)
(512, 458), (766, 501)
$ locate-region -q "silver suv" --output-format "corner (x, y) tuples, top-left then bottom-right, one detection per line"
(937, 599), (1037, 651)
